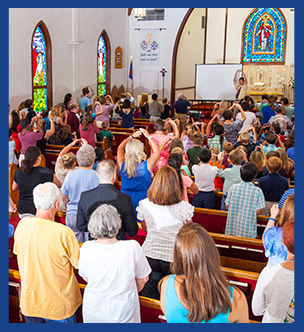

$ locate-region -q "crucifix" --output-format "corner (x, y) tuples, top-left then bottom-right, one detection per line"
(160, 68), (167, 98)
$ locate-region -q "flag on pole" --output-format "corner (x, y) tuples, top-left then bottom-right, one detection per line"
(129, 58), (133, 80)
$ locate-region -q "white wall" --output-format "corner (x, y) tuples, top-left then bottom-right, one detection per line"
(127, 8), (188, 102)
(9, 8), (127, 110)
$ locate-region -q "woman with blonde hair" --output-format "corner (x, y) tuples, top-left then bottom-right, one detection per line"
(139, 93), (149, 119)
(159, 222), (248, 323)
(117, 128), (160, 220)
(48, 104), (67, 145)
(210, 99), (229, 118)
(262, 194), (294, 266)
(137, 166), (194, 300)
(277, 148), (294, 184)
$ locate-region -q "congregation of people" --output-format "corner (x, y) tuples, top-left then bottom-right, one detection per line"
(9, 82), (295, 323)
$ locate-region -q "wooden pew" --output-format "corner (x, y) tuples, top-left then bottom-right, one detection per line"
(45, 138), (109, 171)
(9, 267), (260, 323)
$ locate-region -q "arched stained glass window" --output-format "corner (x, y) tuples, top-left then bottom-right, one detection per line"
(242, 8), (286, 64)
(32, 21), (52, 113)
(97, 30), (111, 97)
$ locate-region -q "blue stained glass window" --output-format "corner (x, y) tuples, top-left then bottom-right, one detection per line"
(32, 27), (47, 86)
(243, 8), (286, 63)
(98, 34), (107, 96)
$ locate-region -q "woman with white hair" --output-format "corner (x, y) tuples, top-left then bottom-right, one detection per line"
(117, 128), (160, 221)
(78, 204), (151, 323)
(61, 142), (99, 242)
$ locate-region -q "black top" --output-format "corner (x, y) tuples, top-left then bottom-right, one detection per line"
(234, 142), (257, 159)
(26, 108), (37, 123)
(161, 104), (171, 120)
(76, 183), (138, 240)
(258, 173), (289, 202)
(36, 130), (46, 156)
(14, 166), (54, 214)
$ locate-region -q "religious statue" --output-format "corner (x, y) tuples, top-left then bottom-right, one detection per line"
(255, 16), (273, 52)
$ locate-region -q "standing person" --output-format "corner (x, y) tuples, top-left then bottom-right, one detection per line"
(12, 146), (61, 218)
(119, 99), (134, 129)
(18, 118), (44, 166)
(25, 99), (37, 123)
(99, 121), (115, 149)
(252, 220), (294, 323)
(222, 103), (246, 145)
(139, 93), (150, 119)
(117, 129), (160, 221)
(261, 95), (277, 125)
(225, 163), (265, 239)
(48, 104), (68, 145)
(77, 159), (138, 241)
(136, 166), (194, 300)
(63, 93), (72, 112)
(280, 97), (294, 121)
(236, 101), (257, 133)
(159, 223), (249, 323)
(36, 114), (55, 157)
(79, 86), (94, 111)
(79, 113), (99, 148)
(78, 204), (150, 323)
(94, 95), (114, 127)
(187, 133), (204, 175)
(173, 93), (192, 132)
(149, 93), (162, 122)
(13, 182), (82, 323)
(66, 103), (80, 137)
(61, 144), (100, 242)
(233, 69), (248, 101)
(161, 98), (171, 120)
(262, 195), (294, 266)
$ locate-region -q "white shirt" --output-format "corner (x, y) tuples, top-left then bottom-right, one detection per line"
(192, 163), (218, 192)
(252, 264), (294, 323)
(236, 111), (257, 133)
(136, 199), (194, 262)
(78, 240), (151, 323)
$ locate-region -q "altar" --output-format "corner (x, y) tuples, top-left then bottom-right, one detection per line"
(246, 85), (284, 104)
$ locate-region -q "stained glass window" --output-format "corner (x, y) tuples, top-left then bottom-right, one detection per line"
(32, 22), (52, 113)
(98, 34), (107, 97)
(242, 8), (286, 63)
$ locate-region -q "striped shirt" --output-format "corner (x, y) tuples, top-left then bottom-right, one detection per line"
(225, 181), (265, 239)
(207, 135), (227, 152)
(278, 189), (294, 210)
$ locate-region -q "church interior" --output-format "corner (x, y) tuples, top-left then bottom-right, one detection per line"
(8, 7), (295, 324)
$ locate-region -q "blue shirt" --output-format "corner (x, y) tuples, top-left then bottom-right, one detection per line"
(79, 96), (90, 111)
(263, 226), (288, 266)
(61, 169), (99, 215)
(258, 173), (289, 202)
(278, 189), (294, 210)
(287, 147), (294, 161)
(261, 105), (276, 125)
(164, 274), (233, 323)
(119, 108), (134, 128)
(173, 99), (191, 114)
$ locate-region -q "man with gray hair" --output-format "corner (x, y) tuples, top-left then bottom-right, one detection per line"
(173, 93), (192, 131)
(76, 159), (138, 240)
(61, 143), (99, 242)
(13, 182), (82, 323)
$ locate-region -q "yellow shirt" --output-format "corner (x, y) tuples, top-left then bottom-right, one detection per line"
(13, 217), (82, 320)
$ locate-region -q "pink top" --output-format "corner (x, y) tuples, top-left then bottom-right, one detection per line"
(18, 130), (44, 154)
(181, 174), (193, 202)
(79, 124), (99, 147)
(150, 134), (173, 172)
(95, 104), (115, 123)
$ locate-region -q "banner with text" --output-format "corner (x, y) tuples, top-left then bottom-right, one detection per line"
(139, 29), (160, 66)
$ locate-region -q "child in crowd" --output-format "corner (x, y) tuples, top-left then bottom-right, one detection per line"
(207, 121), (227, 153)
(218, 142), (234, 168)
(225, 163), (265, 239)
(277, 148), (294, 185)
(272, 121), (286, 147)
(206, 114), (226, 152)
(222, 103), (246, 145)
(258, 157), (289, 216)
(192, 148), (218, 209)
(61, 124), (75, 146)
(217, 149), (243, 210)
(92, 147), (105, 171)
(112, 96), (122, 121)
(171, 147), (191, 176)
(249, 150), (264, 180)
(187, 134), (203, 175)
(99, 121), (114, 149)
(161, 98), (171, 120)
(261, 150), (285, 177)
(181, 122), (195, 153)
(209, 147), (225, 192)
(234, 126), (258, 159)
(261, 131), (280, 154)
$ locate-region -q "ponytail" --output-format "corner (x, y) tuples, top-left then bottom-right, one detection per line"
(20, 146), (41, 174)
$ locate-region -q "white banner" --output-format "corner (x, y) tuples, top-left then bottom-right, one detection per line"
(139, 29), (160, 66)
